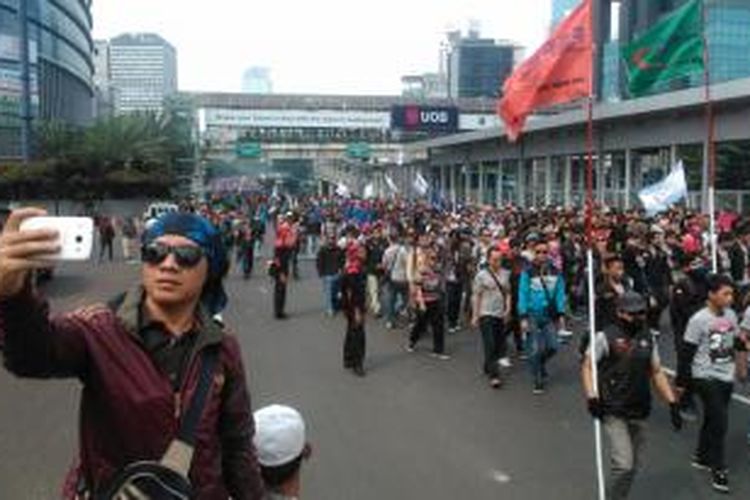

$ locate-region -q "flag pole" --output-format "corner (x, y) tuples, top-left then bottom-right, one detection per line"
(585, 0), (606, 496)
(701, 0), (718, 272)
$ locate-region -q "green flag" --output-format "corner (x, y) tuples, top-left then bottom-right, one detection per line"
(622, 0), (705, 97)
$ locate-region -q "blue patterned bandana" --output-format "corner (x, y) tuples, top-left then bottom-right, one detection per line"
(142, 213), (228, 315)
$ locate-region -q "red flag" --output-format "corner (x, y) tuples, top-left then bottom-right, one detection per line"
(498, 0), (593, 142)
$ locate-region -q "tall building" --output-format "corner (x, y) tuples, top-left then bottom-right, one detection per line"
(241, 67), (273, 94)
(109, 33), (178, 114)
(552, 0), (582, 26)
(0, 0), (94, 159)
(446, 31), (517, 99)
(93, 40), (117, 118)
(401, 73), (448, 99)
(602, 0), (750, 100)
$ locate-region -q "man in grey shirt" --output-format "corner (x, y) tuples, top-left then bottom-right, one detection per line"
(472, 247), (511, 389)
(676, 274), (748, 494)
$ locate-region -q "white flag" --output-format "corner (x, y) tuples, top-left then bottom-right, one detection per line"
(384, 174), (399, 193)
(363, 183), (375, 199)
(335, 182), (351, 198)
(413, 173), (430, 197)
(638, 161), (688, 214)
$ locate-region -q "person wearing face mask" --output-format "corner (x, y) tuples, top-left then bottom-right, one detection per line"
(670, 255), (709, 420)
(582, 292), (682, 500)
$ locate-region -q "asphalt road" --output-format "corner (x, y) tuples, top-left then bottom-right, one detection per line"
(1, 258), (750, 499)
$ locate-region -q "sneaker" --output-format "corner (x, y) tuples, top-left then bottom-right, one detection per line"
(498, 357), (513, 368)
(691, 456), (711, 471)
(353, 366), (367, 378)
(711, 469), (730, 494)
(533, 381), (546, 395)
(680, 406), (699, 422)
(490, 378), (503, 389)
(386, 322), (394, 330)
(431, 352), (451, 361)
(405, 343), (416, 353)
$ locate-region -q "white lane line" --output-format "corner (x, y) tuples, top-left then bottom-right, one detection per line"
(662, 367), (750, 407)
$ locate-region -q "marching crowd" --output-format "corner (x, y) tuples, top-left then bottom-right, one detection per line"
(2, 193), (750, 498)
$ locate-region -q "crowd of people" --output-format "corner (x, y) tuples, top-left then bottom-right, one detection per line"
(2, 193), (750, 498)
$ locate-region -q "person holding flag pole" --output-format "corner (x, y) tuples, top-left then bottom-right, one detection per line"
(498, 0), (606, 497)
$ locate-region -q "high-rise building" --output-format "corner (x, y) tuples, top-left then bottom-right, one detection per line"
(0, 0), (94, 159)
(109, 33), (178, 114)
(93, 40), (117, 118)
(241, 67), (273, 94)
(401, 73), (448, 99)
(446, 31), (517, 99)
(552, 0), (582, 26)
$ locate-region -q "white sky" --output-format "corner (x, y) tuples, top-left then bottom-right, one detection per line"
(92, 0), (551, 95)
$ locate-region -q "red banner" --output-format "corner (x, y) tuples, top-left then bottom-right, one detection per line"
(498, 0), (592, 141)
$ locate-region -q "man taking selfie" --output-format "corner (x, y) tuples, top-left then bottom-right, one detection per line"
(0, 208), (264, 499)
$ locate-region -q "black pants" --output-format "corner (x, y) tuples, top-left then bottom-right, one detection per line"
(446, 281), (462, 328)
(342, 273), (366, 368)
(274, 274), (287, 317)
(479, 316), (507, 379)
(674, 329), (696, 411)
(410, 300), (445, 354)
(100, 239), (113, 261)
(694, 378), (733, 471)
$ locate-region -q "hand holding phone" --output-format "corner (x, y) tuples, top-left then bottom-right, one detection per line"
(0, 208), (61, 298)
(19, 216), (94, 261)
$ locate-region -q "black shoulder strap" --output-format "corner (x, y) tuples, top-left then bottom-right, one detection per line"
(177, 347), (220, 446)
(486, 269), (508, 295)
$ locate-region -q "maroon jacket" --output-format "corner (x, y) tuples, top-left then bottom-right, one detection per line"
(0, 287), (265, 499)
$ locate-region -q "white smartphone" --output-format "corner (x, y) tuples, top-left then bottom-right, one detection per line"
(19, 216), (94, 261)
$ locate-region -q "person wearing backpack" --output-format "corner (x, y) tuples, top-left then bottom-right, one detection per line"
(472, 247), (512, 389)
(0, 208), (265, 499)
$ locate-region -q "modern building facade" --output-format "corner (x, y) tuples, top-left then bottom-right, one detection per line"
(109, 33), (177, 114)
(0, 0), (94, 158)
(241, 66), (272, 94)
(409, 76), (750, 212)
(446, 30), (517, 99)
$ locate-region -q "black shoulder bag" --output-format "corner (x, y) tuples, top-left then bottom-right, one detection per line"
(99, 347), (220, 500)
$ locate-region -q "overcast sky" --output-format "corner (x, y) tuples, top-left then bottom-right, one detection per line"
(92, 0), (551, 95)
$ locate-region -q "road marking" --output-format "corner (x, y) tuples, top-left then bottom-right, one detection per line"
(662, 368), (750, 407)
(489, 470), (511, 484)
(258, 286), (269, 295)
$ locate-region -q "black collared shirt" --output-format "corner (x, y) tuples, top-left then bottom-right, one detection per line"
(138, 308), (199, 391)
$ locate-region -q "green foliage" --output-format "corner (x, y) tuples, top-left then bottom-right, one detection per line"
(0, 100), (196, 200)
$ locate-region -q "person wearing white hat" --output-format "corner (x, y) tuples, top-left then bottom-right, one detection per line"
(253, 405), (311, 500)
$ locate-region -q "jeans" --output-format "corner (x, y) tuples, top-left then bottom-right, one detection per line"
(385, 281), (409, 324)
(446, 281), (462, 328)
(694, 378), (733, 471)
(604, 417), (647, 500)
(307, 234), (320, 257)
(525, 317), (559, 384)
(409, 300), (445, 354)
(479, 316), (507, 379)
(322, 275), (340, 315)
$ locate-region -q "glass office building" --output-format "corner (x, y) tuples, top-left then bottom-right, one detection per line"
(0, 0), (94, 158)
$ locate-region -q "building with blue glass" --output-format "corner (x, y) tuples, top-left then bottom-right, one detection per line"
(0, 0), (94, 159)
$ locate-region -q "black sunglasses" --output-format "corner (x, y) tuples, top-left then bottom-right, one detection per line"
(142, 242), (205, 268)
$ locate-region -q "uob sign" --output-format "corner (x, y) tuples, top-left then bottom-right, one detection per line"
(392, 105), (458, 132)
